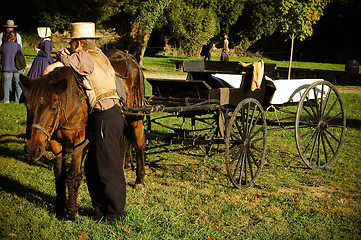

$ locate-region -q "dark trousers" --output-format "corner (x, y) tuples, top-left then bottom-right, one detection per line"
(84, 105), (126, 220)
(204, 52), (211, 61)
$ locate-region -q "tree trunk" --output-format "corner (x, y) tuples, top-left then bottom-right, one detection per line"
(130, 18), (149, 67)
(130, 0), (172, 67)
(288, 33), (295, 80)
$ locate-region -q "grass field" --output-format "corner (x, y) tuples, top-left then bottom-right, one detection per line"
(0, 77), (360, 239)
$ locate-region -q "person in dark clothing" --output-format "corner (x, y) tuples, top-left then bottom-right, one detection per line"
(0, 31), (24, 103)
(27, 27), (54, 79)
(44, 22), (126, 223)
(0, 20), (22, 100)
(201, 41), (215, 61)
(204, 41), (215, 61)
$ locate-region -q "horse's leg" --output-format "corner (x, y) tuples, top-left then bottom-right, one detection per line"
(130, 120), (146, 187)
(50, 140), (67, 219)
(120, 134), (133, 170)
(65, 140), (84, 220)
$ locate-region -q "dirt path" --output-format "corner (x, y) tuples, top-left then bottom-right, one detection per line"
(336, 86), (361, 94)
(144, 72), (186, 80)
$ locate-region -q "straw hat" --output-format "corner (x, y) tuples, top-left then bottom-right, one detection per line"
(68, 22), (102, 39)
(3, 20), (18, 28)
(37, 27), (52, 38)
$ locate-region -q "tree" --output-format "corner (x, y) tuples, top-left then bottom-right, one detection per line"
(129, 0), (172, 66)
(275, 0), (331, 79)
(166, 1), (217, 56)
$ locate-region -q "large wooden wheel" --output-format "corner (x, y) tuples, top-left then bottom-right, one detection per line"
(225, 98), (267, 188)
(295, 80), (346, 169)
(199, 110), (228, 156)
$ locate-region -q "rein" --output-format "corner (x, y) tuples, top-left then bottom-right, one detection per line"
(44, 138), (90, 161)
(111, 52), (138, 79)
(30, 86), (89, 160)
(59, 93), (87, 130)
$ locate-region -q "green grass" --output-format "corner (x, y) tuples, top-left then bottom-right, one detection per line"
(142, 55), (348, 75)
(2, 50), (360, 239)
(23, 49), (349, 76)
(1, 90), (360, 239)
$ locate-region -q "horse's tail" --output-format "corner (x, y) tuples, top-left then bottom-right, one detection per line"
(130, 58), (145, 108)
(137, 69), (145, 107)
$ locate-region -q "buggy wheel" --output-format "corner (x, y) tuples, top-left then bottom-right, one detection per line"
(295, 81), (346, 169)
(199, 110), (228, 156)
(225, 98), (267, 188)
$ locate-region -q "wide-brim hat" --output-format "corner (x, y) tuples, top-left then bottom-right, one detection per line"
(3, 20), (17, 28)
(37, 27), (52, 38)
(68, 22), (102, 39)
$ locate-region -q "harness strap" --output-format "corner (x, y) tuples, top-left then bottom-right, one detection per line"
(44, 139), (90, 160)
(31, 108), (60, 140)
(31, 123), (52, 139)
(59, 93), (87, 129)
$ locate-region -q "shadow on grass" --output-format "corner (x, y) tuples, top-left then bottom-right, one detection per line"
(0, 134), (53, 170)
(346, 118), (361, 129)
(0, 174), (92, 219)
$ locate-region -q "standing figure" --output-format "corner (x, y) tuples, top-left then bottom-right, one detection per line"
(27, 27), (54, 79)
(0, 20), (22, 100)
(203, 41), (215, 61)
(220, 35), (229, 62)
(44, 22), (126, 223)
(0, 31), (24, 103)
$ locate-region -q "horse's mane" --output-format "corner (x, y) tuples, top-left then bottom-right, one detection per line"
(27, 67), (80, 109)
(104, 48), (145, 108)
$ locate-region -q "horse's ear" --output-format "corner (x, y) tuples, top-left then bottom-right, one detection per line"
(19, 74), (33, 92)
(52, 78), (68, 95)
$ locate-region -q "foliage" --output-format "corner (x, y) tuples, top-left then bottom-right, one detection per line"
(276, 0), (332, 41)
(167, 1), (218, 56)
(235, 1), (278, 41)
(4, 0), (348, 61)
(12, 0), (103, 32)
(130, 0), (171, 62)
(164, 0), (246, 56)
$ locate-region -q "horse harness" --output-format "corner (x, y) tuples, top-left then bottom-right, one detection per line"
(30, 92), (89, 160)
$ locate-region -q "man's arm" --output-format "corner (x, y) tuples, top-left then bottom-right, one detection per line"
(43, 61), (64, 75)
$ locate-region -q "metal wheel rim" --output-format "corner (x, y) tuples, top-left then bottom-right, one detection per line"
(225, 98), (267, 188)
(295, 80), (346, 169)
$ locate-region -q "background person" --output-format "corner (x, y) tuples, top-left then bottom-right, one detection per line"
(0, 20), (22, 101)
(0, 31), (24, 103)
(220, 35), (229, 62)
(27, 27), (54, 79)
(201, 41), (215, 61)
(44, 22), (127, 223)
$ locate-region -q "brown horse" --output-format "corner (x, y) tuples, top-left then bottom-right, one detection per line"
(104, 49), (146, 187)
(20, 50), (146, 220)
(20, 67), (88, 220)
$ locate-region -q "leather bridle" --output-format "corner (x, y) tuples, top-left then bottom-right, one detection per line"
(31, 102), (62, 142)
(29, 93), (89, 160)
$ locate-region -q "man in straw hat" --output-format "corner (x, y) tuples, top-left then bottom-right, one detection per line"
(44, 22), (126, 223)
(0, 20), (22, 100)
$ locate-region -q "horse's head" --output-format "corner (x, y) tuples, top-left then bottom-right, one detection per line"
(20, 68), (69, 161)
